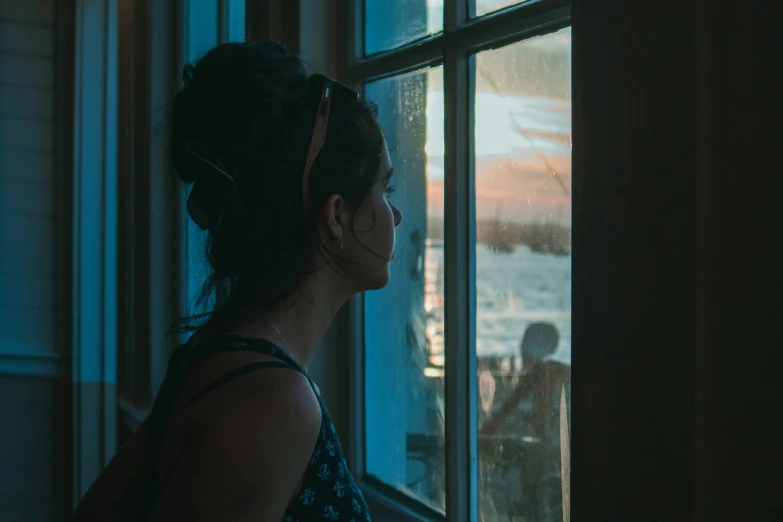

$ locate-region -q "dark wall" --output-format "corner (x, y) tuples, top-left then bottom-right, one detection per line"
(571, 0), (783, 520)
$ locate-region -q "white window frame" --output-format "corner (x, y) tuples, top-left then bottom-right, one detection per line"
(340, 1), (572, 521)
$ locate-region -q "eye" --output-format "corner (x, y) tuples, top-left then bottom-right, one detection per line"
(385, 185), (396, 198)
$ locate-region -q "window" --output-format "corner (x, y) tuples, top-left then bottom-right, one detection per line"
(351, 1), (571, 520)
(224, 0), (246, 42)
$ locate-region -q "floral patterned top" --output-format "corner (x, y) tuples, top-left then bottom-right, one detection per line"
(137, 335), (371, 521)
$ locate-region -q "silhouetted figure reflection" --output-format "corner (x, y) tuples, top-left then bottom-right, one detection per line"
(521, 322), (559, 368)
(478, 322), (570, 522)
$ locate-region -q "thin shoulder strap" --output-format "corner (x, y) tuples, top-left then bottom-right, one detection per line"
(220, 336), (320, 394)
(170, 360), (295, 424)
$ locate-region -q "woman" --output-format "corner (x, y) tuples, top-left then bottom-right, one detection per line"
(73, 41), (401, 521)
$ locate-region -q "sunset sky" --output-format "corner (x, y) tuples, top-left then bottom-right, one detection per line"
(423, 27), (572, 225)
(425, 90), (572, 225)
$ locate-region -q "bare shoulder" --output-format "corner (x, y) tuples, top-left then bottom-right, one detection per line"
(150, 366), (322, 521)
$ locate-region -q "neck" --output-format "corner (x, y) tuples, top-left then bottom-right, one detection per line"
(227, 271), (352, 369)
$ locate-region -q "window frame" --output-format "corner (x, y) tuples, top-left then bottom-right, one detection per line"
(339, 1), (572, 521)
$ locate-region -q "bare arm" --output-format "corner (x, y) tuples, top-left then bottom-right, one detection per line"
(148, 370), (321, 522)
(71, 423), (148, 521)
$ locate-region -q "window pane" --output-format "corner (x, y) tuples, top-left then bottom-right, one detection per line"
(364, 66), (445, 512)
(364, 0), (443, 55)
(474, 27), (572, 522)
(474, 0), (528, 18)
(187, 0), (218, 62)
(226, 0), (245, 42)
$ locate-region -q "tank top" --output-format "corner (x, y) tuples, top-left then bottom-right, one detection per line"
(137, 334), (371, 521)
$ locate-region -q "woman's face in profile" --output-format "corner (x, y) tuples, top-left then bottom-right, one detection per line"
(342, 138), (403, 291)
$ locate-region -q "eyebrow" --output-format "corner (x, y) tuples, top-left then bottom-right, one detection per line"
(385, 167), (394, 181)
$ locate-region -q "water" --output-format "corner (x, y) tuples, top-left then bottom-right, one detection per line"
(425, 242), (572, 366)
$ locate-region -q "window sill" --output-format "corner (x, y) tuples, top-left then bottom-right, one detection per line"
(360, 480), (445, 522)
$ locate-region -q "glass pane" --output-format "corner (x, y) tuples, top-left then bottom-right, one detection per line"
(364, 0), (443, 55)
(474, 27), (572, 522)
(364, 66), (446, 512)
(226, 0), (246, 42)
(187, 0), (219, 61)
(474, 0), (528, 18)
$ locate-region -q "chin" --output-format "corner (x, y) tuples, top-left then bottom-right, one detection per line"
(362, 266), (391, 291)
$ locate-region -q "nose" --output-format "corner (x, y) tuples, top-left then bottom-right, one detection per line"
(393, 204), (403, 227)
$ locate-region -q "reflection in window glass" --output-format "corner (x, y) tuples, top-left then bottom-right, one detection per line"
(474, 0), (528, 17)
(364, 66), (446, 512)
(365, 0), (443, 55)
(474, 28), (572, 522)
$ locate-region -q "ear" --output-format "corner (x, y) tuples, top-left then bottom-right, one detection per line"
(321, 194), (345, 242)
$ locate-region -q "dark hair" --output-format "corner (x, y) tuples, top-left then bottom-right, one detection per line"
(168, 41), (384, 331)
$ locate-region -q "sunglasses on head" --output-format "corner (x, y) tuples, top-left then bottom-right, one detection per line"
(301, 73), (359, 210)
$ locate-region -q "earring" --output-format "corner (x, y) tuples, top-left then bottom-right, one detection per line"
(333, 239), (344, 251)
